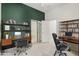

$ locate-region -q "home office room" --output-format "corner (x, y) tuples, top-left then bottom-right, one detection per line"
(0, 3), (79, 56)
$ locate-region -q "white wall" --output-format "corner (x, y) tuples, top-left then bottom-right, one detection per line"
(41, 20), (57, 43)
(0, 3), (1, 23)
(48, 20), (57, 43)
(45, 3), (79, 21)
(0, 3), (1, 40)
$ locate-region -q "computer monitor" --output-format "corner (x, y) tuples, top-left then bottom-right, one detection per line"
(65, 32), (72, 36)
(14, 32), (22, 39)
(15, 32), (21, 35)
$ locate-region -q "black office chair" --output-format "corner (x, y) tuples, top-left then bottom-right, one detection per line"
(14, 39), (28, 55)
(52, 33), (69, 56)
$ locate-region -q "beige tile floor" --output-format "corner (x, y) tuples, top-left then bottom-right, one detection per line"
(0, 42), (76, 56)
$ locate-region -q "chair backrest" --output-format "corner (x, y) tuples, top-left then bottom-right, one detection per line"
(52, 33), (60, 50)
(16, 39), (27, 47)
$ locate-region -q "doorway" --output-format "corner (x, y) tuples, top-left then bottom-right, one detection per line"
(31, 20), (42, 43)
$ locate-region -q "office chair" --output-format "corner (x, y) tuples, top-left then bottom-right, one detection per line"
(52, 33), (69, 56)
(14, 39), (28, 55)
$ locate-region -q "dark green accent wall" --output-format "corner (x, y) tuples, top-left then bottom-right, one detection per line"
(1, 3), (45, 23)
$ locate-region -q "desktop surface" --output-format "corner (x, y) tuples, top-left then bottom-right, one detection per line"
(59, 36), (79, 44)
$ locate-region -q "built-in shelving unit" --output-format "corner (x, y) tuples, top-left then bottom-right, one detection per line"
(59, 19), (79, 38)
(59, 19), (79, 55)
(1, 20), (31, 50)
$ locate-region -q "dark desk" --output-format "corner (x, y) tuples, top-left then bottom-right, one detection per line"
(1, 39), (15, 50)
(1, 38), (28, 50)
(59, 36), (79, 44)
(59, 36), (79, 55)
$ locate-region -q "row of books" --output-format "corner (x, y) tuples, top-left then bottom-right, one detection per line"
(60, 28), (79, 32)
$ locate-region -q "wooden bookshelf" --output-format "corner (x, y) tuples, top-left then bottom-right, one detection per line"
(59, 19), (79, 38)
(59, 19), (79, 55)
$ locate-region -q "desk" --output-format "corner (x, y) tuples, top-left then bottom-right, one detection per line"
(59, 36), (79, 55)
(0, 40), (1, 51)
(2, 39), (12, 46)
(1, 38), (28, 50)
(59, 36), (79, 44)
(1, 39), (15, 50)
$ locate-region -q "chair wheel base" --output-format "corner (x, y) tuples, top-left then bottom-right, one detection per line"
(59, 53), (67, 56)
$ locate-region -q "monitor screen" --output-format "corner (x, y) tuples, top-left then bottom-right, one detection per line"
(15, 32), (21, 36)
(65, 32), (72, 36)
(14, 32), (22, 39)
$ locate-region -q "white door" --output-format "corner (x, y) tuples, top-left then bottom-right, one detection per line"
(41, 21), (50, 42)
(31, 20), (42, 43)
(37, 21), (42, 43)
(31, 20), (38, 43)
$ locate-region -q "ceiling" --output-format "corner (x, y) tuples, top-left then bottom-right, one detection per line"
(24, 3), (68, 12)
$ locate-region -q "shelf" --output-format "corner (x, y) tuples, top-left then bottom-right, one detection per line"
(72, 32), (79, 33)
(60, 23), (68, 25)
(1, 21), (31, 50)
(60, 19), (79, 23)
(60, 31), (66, 32)
(60, 27), (79, 29)
(2, 30), (30, 32)
(2, 23), (30, 26)
(60, 27), (67, 29)
(67, 27), (78, 29)
(60, 20), (79, 33)
(67, 23), (79, 25)
(61, 23), (79, 25)
(60, 30), (79, 32)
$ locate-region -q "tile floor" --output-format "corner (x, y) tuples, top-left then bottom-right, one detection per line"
(0, 42), (76, 56)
